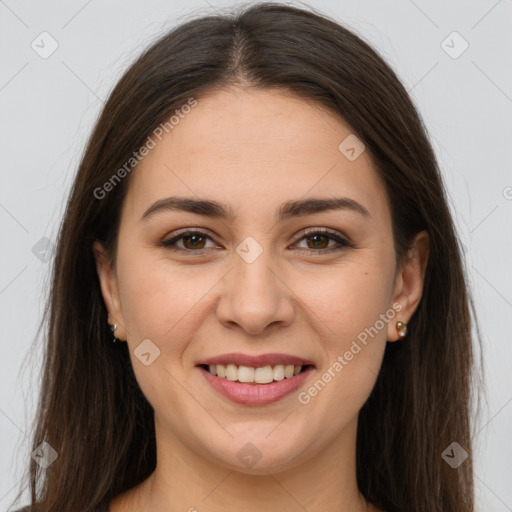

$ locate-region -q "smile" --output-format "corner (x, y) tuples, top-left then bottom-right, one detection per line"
(197, 363), (314, 405)
(206, 363), (306, 383)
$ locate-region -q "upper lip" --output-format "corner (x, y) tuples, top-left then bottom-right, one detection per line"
(198, 352), (315, 368)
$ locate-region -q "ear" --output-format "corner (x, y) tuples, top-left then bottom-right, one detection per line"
(92, 241), (127, 341)
(386, 230), (430, 342)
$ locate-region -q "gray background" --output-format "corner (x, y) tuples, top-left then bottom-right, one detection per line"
(1, 0), (511, 510)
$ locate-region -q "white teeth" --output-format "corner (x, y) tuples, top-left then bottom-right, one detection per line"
(238, 365), (254, 383)
(254, 366), (274, 384)
(284, 364), (294, 378)
(273, 364), (285, 381)
(225, 364), (238, 381)
(216, 364), (226, 378)
(206, 363), (304, 384)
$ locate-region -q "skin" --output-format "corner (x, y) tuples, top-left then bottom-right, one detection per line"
(94, 86), (429, 512)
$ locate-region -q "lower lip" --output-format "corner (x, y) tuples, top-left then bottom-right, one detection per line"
(199, 366), (314, 405)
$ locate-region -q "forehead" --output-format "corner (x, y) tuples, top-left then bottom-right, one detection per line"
(121, 87), (390, 225)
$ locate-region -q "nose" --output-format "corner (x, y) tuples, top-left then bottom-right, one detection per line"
(215, 247), (295, 335)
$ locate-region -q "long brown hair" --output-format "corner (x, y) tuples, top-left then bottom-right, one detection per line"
(11, 3), (483, 511)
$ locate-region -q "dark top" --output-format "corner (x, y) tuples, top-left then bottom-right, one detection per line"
(11, 502), (109, 512)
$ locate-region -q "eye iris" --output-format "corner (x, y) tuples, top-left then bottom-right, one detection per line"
(183, 234), (205, 249)
(171, 231), (341, 252)
(308, 234), (329, 249)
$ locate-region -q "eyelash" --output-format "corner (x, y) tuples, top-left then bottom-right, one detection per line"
(160, 228), (353, 255)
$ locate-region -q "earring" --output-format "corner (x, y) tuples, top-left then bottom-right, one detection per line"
(396, 321), (408, 338)
(110, 323), (119, 343)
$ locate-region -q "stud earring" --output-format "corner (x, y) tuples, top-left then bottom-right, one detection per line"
(110, 323), (119, 343)
(396, 321), (408, 338)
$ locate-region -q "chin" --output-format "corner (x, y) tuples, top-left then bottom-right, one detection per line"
(197, 429), (311, 475)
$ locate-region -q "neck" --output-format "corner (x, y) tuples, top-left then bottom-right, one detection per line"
(112, 415), (376, 512)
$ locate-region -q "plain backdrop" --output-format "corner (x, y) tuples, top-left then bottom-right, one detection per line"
(1, 0), (511, 510)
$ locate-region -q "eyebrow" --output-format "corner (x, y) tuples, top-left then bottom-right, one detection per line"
(140, 196), (372, 222)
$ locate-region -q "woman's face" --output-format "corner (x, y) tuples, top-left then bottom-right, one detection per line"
(95, 87), (427, 474)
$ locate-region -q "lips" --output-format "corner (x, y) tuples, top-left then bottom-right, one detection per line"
(196, 352), (316, 405)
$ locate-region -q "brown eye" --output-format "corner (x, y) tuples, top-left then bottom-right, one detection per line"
(161, 230), (217, 253)
(305, 233), (331, 250)
(181, 233), (207, 250)
(293, 228), (353, 254)
(160, 228), (353, 256)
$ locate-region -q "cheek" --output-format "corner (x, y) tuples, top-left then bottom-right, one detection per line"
(295, 271), (390, 431)
(301, 262), (393, 339)
(115, 250), (210, 409)
(296, 263), (392, 394)
(116, 247), (204, 348)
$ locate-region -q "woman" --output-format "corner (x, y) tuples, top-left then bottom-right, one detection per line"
(10, 2), (481, 511)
